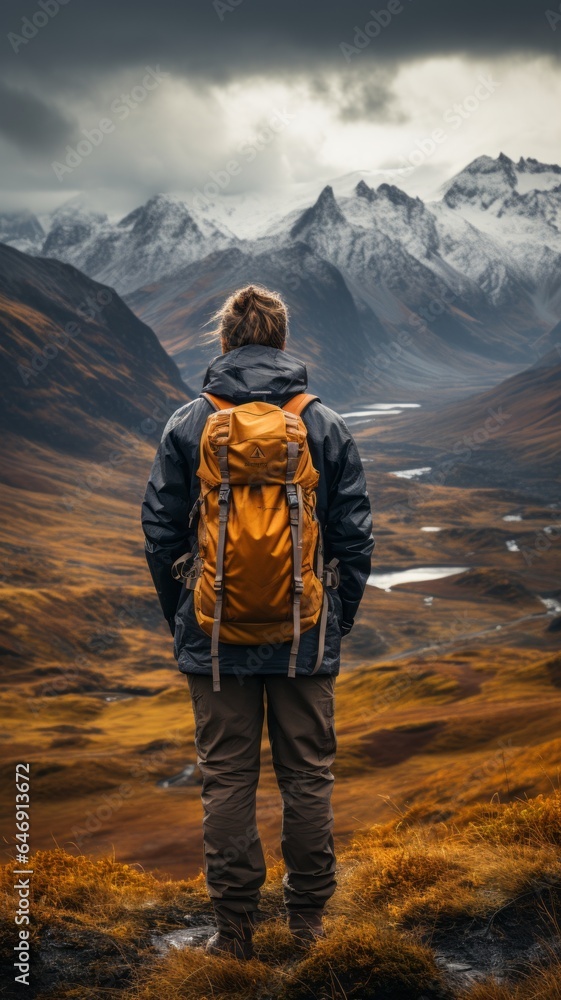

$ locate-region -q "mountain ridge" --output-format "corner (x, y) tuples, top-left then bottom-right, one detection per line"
(2, 153), (560, 403)
(0, 243), (189, 457)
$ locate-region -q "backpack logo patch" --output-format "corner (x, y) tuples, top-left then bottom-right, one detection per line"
(250, 445), (266, 459)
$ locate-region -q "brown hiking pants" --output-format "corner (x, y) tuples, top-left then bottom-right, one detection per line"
(187, 673), (337, 925)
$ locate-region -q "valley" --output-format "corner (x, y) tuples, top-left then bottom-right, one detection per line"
(0, 151), (559, 886)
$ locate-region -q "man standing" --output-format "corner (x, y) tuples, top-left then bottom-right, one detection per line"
(142, 284), (374, 959)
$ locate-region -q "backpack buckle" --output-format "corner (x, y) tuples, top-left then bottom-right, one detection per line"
(286, 484), (299, 508)
(323, 559), (340, 589)
(218, 486), (231, 505)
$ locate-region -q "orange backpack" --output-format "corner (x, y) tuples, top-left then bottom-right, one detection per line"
(172, 392), (339, 691)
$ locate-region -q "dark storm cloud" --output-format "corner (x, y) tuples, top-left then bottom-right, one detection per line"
(0, 0), (558, 85)
(0, 0), (558, 209)
(0, 80), (75, 153)
(336, 76), (406, 123)
(307, 69), (404, 123)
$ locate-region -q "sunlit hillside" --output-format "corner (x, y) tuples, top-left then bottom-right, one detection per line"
(1, 792), (560, 997)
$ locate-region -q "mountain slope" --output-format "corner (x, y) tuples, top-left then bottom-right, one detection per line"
(0, 243), (188, 456)
(439, 153), (561, 308)
(127, 242), (381, 404)
(379, 348), (561, 485)
(273, 179), (549, 358)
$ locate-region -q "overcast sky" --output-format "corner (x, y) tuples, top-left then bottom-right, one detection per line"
(1, 0), (560, 214)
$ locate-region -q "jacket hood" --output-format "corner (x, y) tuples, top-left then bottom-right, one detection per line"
(201, 344), (309, 405)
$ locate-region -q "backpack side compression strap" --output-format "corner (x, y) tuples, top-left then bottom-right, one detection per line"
(211, 444), (230, 693)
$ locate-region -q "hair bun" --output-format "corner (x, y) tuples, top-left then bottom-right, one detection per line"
(234, 286), (254, 312)
(211, 284), (287, 352)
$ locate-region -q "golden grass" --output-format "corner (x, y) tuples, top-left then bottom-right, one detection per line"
(463, 967), (561, 1000)
(461, 793), (561, 846)
(135, 949), (274, 1000)
(1, 791), (559, 999)
(279, 921), (445, 1000)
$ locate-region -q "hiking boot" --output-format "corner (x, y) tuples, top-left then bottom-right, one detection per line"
(288, 910), (325, 947)
(205, 909), (255, 961)
(205, 930), (254, 961)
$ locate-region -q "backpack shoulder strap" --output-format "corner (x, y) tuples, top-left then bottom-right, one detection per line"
(201, 392), (233, 411)
(282, 392), (319, 416)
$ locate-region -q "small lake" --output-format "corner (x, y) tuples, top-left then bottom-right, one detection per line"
(390, 467), (432, 480)
(341, 402), (421, 425)
(368, 566), (469, 591)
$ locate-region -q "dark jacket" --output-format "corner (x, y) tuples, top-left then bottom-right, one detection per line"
(141, 344), (374, 678)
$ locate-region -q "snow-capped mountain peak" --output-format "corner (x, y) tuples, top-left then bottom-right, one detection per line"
(1, 153), (560, 316)
(442, 152), (561, 214)
(443, 153), (518, 212)
(354, 179), (376, 202)
(0, 210), (44, 254)
(42, 196), (108, 260)
(290, 185), (348, 239)
(117, 194), (205, 241)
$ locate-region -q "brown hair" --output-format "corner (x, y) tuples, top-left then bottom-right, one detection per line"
(211, 284), (288, 353)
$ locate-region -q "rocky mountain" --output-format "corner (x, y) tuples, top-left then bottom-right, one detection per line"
(438, 154), (561, 309)
(0, 209), (45, 254)
(0, 195), (235, 296)
(272, 181), (534, 347)
(1, 154), (560, 403)
(128, 158), (561, 404)
(0, 243), (189, 455)
(442, 153), (561, 217)
(131, 233), (535, 406)
(41, 198), (109, 264)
